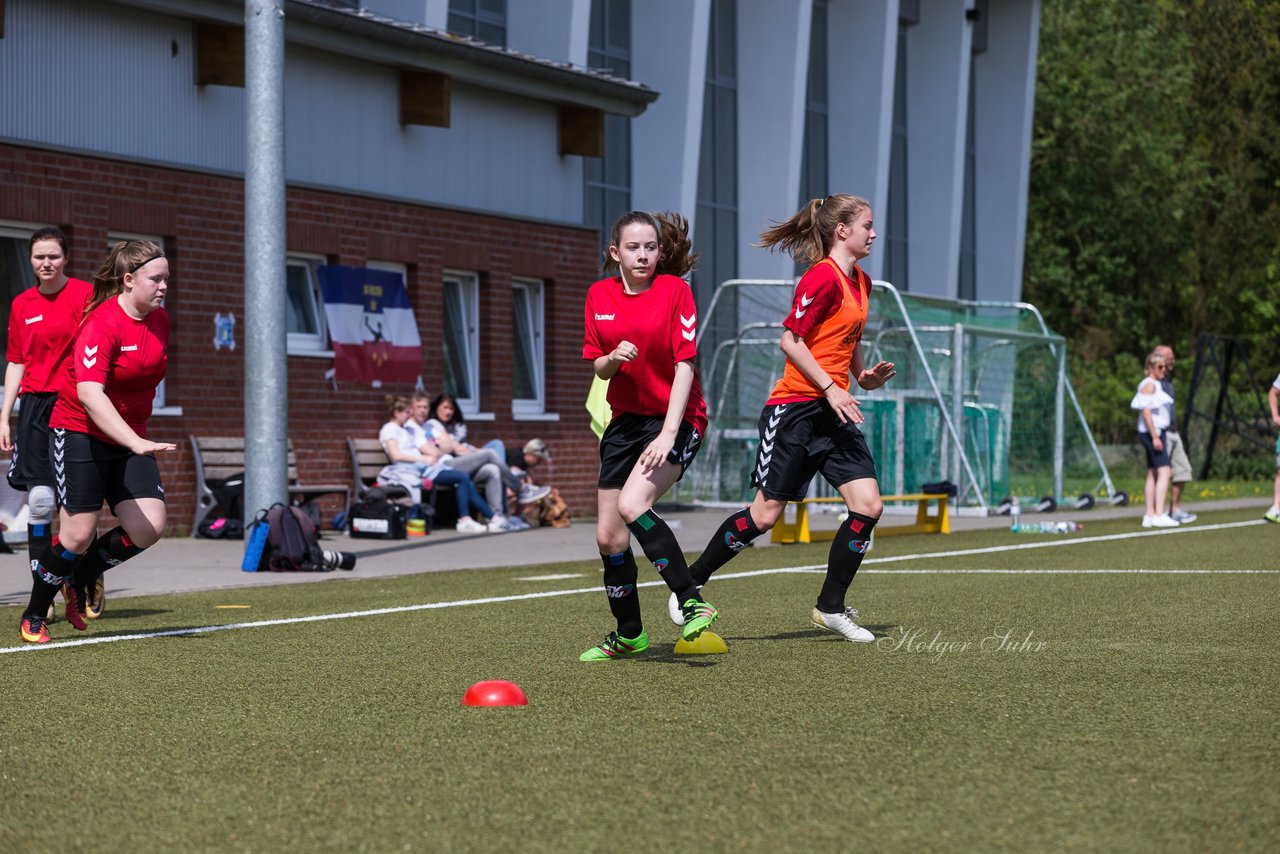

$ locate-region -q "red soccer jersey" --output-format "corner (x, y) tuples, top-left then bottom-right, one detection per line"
(5, 277), (93, 394)
(768, 257), (870, 404)
(51, 298), (169, 443)
(583, 273), (708, 432)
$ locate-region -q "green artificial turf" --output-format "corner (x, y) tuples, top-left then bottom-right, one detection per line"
(1, 508), (1276, 852)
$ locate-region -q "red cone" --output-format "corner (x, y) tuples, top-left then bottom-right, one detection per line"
(462, 680), (528, 707)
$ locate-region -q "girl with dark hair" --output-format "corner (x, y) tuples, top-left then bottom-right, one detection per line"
(578, 210), (718, 661)
(2, 227), (93, 592)
(19, 240), (175, 643)
(672, 194), (896, 643)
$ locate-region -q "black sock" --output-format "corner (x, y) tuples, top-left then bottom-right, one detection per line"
(74, 526), (144, 586)
(25, 540), (82, 619)
(689, 507), (763, 586)
(626, 510), (701, 603)
(601, 548), (643, 638)
(27, 520), (52, 568)
(816, 512), (878, 613)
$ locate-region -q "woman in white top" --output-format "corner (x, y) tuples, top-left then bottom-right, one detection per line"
(1131, 351), (1178, 528)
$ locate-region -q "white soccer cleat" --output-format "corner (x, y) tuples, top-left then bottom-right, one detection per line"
(1148, 513), (1179, 528)
(668, 592), (685, 626)
(810, 607), (874, 643)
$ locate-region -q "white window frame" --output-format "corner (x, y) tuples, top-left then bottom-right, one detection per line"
(108, 232), (181, 415)
(286, 253), (332, 357)
(442, 269), (481, 415)
(0, 221), (42, 410)
(510, 277), (546, 417)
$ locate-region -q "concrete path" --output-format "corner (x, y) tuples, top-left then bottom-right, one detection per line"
(1, 496), (1268, 607)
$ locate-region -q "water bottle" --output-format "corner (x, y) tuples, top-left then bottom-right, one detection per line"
(241, 512), (270, 572)
(1009, 497), (1021, 532)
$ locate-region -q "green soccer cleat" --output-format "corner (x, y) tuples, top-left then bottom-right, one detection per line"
(1265, 508), (1280, 524)
(680, 598), (719, 641)
(579, 630), (650, 661)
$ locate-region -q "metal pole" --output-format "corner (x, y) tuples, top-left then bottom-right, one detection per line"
(1054, 340), (1065, 503)
(951, 323), (965, 492)
(244, 1), (288, 523)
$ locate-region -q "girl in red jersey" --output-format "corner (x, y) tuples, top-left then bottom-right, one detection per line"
(578, 211), (719, 661)
(19, 240), (175, 644)
(2, 227), (93, 569)
(673, 195), (896, 643)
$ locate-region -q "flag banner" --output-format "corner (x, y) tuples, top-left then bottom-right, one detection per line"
(318, 265), (422, 387)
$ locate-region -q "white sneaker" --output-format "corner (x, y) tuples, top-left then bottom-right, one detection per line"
(668, 592), (685, 626)
(487, 515), (513, 533)
(810, 607), (874, 642)
(1149, 513), (1180, 528)
(1141, 515), (1154, 528)
(518, 483), (552, 505)
(455, 517), (486, 533)
(1169, 509), (1197, 524)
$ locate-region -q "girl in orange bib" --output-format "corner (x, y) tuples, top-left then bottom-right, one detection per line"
(673, 194), (896, 642)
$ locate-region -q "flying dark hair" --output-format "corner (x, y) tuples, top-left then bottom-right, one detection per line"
(601, 210), (699, 278)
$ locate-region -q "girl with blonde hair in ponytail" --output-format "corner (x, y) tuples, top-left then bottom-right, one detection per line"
(673, 195), (897, 643)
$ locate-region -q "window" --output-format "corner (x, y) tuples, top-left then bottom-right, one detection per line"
(884, 26), (910, 289)
(511, 278), (545, 415)
(442, 270), (479, 412)
(286, 254), (331, 355)
(448, 0), (507, 47)
(798, 0), (829, 274)
(585, 0), (633, 248)
(0, 222), (39, 370)
(694, 0), (739, 335)
(109, 232), (176, 412)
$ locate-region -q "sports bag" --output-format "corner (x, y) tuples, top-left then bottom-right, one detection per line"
(348, 497), (409, 540)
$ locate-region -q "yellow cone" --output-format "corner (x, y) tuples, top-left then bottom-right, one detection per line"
(674, 630), (728, 655)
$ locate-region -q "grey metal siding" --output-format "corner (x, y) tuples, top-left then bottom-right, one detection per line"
(0, 0), (583, 223)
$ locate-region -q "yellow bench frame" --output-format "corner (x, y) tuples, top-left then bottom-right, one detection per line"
(770, 493), (950, 544)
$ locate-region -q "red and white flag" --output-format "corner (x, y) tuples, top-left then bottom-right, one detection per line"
(318, 265), (422, 387)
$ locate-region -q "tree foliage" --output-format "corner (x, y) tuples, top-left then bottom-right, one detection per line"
(1026, 0), (1280, 443)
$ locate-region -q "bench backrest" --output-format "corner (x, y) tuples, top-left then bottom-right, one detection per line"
(190, 436), (301, 484)
(347, 437), (389, 497)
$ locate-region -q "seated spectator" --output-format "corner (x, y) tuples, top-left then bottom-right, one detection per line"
(377, 397), (500, 534)
(422, 392), (537, 526)
(505, 438), (553, 498)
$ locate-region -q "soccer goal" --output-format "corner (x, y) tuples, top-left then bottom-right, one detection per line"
(681, 279), (1119, 514)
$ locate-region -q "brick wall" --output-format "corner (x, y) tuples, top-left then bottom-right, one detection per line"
(1, 143), (605, 533)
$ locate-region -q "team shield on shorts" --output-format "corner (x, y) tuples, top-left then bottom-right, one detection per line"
(7, 392), (57, 490)
(751, 399), (877, 501)
(598, 412), (703, 488)
(54, 429), (166, 513)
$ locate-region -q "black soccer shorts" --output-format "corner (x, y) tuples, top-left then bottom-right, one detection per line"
(597, 412), (703, 488)
(750, 399), (878, 502)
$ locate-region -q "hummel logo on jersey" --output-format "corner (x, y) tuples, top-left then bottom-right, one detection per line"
(794, 292), (815, 319)
(595, 313), (615, 321)
(25, 314), (43, 325)
(82, 344), (99, 370)
(680, 313), (696, 341)
(121, 344), (138, 351)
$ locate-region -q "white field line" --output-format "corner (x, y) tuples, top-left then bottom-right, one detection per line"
(3, 519), (1273, 655)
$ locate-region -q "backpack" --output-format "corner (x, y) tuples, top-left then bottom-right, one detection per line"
(243, 503), (325, 572)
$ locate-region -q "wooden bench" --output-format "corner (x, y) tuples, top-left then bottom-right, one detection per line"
(190, 436), (350, 536)
(345, 437), (457, 528)
(769, 493), (950, 544)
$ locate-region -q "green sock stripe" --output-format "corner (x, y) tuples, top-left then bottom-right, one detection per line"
(633, 512), (656, 532)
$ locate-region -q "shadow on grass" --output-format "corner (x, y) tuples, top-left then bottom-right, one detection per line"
(726, 623), (896, 642)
